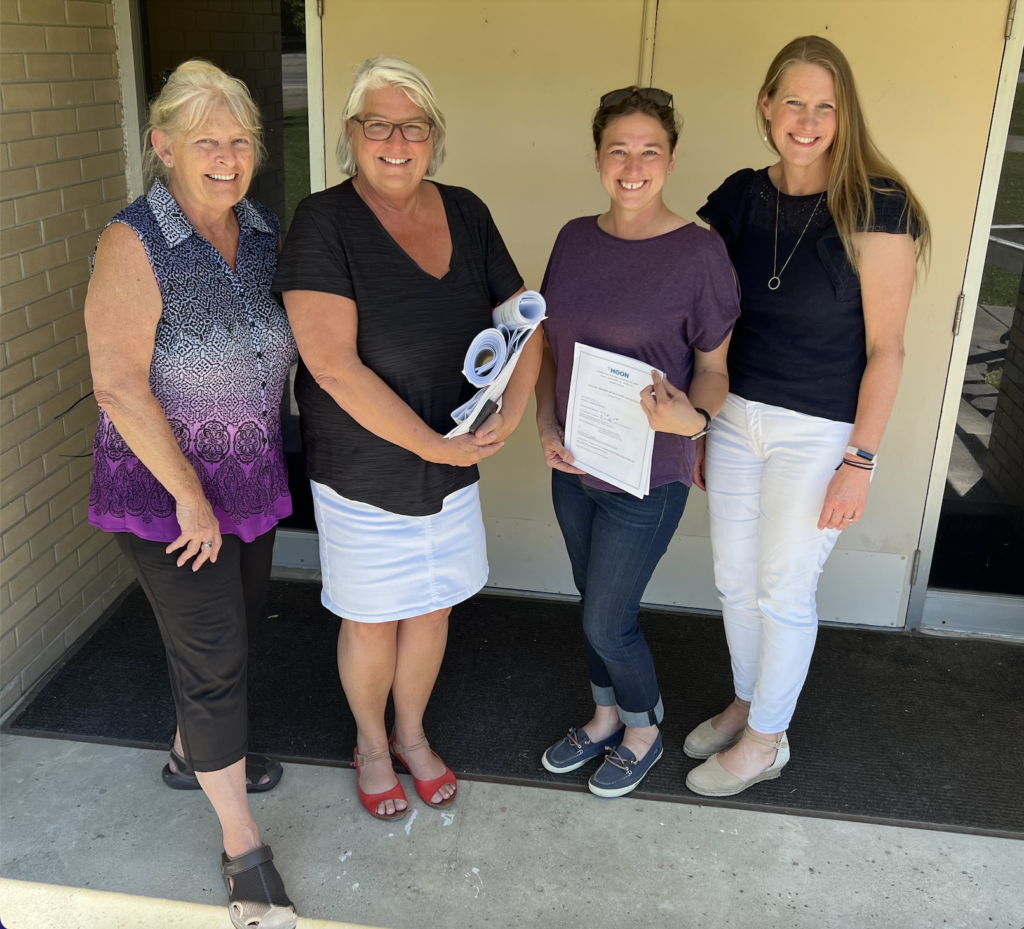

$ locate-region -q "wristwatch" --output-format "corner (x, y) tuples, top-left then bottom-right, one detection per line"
(688, 408), (712, 440)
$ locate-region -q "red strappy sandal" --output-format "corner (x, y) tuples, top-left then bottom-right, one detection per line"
(353, 747), (408, 821)
(389, 732), (458, 808)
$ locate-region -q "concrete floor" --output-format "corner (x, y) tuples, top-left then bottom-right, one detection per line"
(0, 878), (377, 929)
(1, 734), (1021, 929)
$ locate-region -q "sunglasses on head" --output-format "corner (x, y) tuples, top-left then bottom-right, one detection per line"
(599, 86), (674, 109)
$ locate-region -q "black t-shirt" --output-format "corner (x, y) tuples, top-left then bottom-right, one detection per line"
(272, 179), (523, 516)
(697, 167), (917, 424)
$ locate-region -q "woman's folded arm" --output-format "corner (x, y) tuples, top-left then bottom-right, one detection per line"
(283, 288), (503, 467)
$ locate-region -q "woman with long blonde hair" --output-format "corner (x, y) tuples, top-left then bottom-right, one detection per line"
(684, 36), (928, 797)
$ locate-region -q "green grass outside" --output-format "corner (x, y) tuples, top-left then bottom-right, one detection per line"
(982, 81), (1024, 304)
(981, 105), (1024, 304)
(979, 263), (1021, 306)
(991, 151), (1024, 225)
(284, 107), (311, 232)
(1008, 75), (1024, 136)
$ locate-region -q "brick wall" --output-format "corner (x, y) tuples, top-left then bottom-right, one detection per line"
(143, 0), (285, 224)
(0, 0), (134, 714)
(984, 278), (1024, 519)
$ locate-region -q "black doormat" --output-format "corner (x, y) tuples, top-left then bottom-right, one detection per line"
(5, 581), (1023, 838)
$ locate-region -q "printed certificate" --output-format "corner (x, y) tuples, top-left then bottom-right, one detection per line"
(564, 343), (659, 498)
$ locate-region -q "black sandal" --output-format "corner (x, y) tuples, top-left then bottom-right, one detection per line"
(162, 748), (283, 793)
(221, 844), (296, 929)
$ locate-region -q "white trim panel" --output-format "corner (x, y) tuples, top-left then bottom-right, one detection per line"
(816, 549), (909, 628)
(921, 589), (1024, 639)
(305, 0), (326, 193)
(274, 520), (909, 627)
(112, 0), (145, 201)
(483, 517), (908, 626)
(273, 528), (320, 570)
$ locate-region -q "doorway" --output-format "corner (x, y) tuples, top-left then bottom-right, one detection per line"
(919, 54), (1024, 636)
(310, 0), (1014, 623)
(130, 0), (316, 532)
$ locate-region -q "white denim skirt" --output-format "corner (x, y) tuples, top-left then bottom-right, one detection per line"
(310, 480), (489, 623)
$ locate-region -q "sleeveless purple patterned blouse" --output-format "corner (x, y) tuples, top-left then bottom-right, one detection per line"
(88, 180), (296, 542)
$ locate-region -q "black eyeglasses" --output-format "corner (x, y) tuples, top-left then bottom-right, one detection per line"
(599, 87), (674, 109)
(351, 117), (434, 143)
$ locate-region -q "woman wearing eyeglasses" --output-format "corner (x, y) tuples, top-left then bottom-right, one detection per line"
(535, 87), (740, 798)
(274, 57), (540, 820)
(683, 36), (928, 797)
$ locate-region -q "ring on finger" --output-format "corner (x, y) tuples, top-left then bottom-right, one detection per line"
(202, 541), (214, 548)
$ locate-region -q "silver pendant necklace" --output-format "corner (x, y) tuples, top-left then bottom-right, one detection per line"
(768, 186), (824, 291)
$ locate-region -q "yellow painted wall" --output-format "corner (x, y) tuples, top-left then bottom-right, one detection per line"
(320, 0), (651, 599)
(652, 0), (1007, 560)
(318, 0), (1010, 623)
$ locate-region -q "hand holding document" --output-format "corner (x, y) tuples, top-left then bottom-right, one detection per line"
(563, 343), (660, 498)
(447, 291), (546, 438)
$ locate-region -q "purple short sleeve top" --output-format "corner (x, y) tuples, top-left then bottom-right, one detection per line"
(541, 217), (740, 492)
(87, 180), (297, 542)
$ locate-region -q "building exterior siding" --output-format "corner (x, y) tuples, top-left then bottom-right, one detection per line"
(0, 0), (134, 714)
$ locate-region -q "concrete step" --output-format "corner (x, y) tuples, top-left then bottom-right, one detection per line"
(0, 878), (387, 929)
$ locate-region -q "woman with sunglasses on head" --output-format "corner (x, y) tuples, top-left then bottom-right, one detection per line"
(684, 36), (928, 797)
(275, 58), (540, 820)
(536, 87), (740, 798)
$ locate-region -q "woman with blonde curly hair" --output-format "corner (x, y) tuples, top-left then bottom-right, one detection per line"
(85, 59), (297, 928)
(684, 36), (928, 798)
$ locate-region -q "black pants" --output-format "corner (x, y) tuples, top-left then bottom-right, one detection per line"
(116, 529), (276, 772)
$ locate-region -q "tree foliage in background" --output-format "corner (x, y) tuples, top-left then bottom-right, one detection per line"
(284, 0), (305, 35)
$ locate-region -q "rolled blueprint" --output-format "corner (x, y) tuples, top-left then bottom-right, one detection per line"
(449, 290), (547, 437)
(492, 290), (545, 330)
(462, 327), (508, 388)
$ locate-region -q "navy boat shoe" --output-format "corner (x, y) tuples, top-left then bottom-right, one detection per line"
(541, 725), (626, 774)
(587, 732), (663, 798)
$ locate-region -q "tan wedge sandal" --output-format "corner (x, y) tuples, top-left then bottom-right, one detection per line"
(685, 728), (790, 797)
(682, 699), (750, 759)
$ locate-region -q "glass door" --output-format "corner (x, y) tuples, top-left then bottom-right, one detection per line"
(925, 60), (1024, 627)
(137, 0), (317, 537)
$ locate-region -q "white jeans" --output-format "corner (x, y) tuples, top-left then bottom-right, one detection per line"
(706, 394), (855, 734)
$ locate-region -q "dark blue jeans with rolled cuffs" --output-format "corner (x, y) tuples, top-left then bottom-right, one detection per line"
(551, 470), (689, 728)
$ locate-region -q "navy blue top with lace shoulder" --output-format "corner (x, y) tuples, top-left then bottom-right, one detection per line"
(697, 167), (918, 424)
(88, 180), (297, 542)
